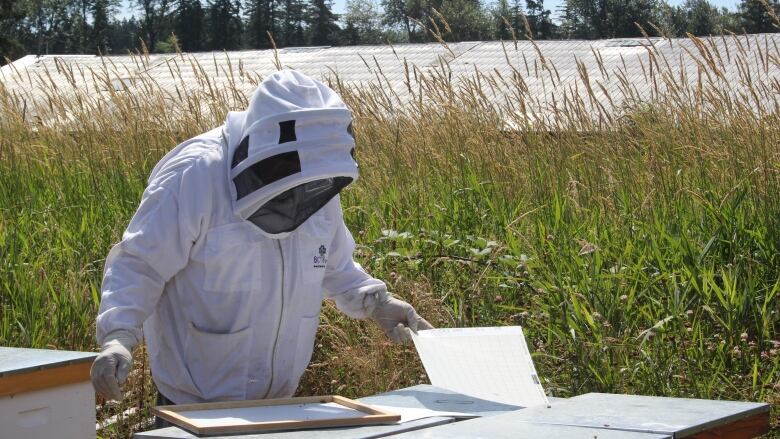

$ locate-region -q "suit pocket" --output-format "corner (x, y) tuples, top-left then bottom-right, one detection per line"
(183, 323), (250, 401)
(203, 222), (261, 293)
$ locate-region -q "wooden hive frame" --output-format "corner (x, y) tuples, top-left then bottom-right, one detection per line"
(152, 395), (401, 436)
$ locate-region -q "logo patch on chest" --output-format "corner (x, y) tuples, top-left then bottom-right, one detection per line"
(313, 244), (327, 268)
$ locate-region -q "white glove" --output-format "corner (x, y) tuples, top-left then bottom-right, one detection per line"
(370, 291), (434, 343)
(90, 329), (136, 401)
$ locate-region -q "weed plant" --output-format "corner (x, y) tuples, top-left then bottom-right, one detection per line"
(0, 29), (778, 437)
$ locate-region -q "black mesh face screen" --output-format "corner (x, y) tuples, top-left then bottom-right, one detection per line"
(279, 120), (297, 143)
(231, 136), (250, 169)
(233, 151), (302, 200)
(247, 177), (353, 234)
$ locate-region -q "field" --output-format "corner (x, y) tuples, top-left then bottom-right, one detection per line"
(1, 32), (779, 437)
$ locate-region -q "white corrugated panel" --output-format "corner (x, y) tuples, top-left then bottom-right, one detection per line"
(2, 34), (779, 129)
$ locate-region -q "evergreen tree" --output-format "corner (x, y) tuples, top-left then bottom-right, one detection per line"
(77, 0), (106, 52)
(29, 0), (71, 54)
(381, 0), (407, 40)
(306, 0), (340, 45)
(246, 0), (278, 48)
(92, 0), (114, 53)
(657, 2), (687, 36)
(280, 0), (306, 46)
(175, 0), (205, 51)
(108, 17), (143, 53)
(342, 19), (361, 44)
(607, 0), (659, 37)
(382, 0), (428, 42)
(136, 0), (173, 52)
(740, 0), (780, 33)
(525, 0), (554, 39)
(509, 0), (523, 36)
(344, 0), (383, 44)
(438, 0), (491, 41)
(206, 0), (243, 50)
(0, 0), (26, 63)
(491, 0), (513, 40)
(561, 0), (661, 39)
(559, 0), (592, 38)
(715, 7), (741, 32)
(684, 0), (717, 35)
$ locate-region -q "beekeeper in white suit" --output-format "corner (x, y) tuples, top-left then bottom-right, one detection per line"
(91, 70), (433, 404)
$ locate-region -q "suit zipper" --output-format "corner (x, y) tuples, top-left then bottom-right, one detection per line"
(264, 239), (285, 398)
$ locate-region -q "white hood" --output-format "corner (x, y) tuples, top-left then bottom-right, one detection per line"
(224, 70), (358, 237)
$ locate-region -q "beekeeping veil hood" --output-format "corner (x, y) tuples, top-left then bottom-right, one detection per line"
(224, 70), (358, 238)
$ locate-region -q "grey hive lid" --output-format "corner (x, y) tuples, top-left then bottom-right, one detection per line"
(0, 346), (96, 377)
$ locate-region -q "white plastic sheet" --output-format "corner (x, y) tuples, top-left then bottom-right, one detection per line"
(370, 405), (478, 423)
(411, 327), (550, 408)
(175, 402), (365, 427)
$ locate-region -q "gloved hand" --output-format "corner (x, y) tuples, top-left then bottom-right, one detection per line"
(370, 291), (434, 343)
(90, 329), (136, 401)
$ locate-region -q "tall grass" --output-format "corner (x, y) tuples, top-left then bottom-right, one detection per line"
(0, 30), (778, 437)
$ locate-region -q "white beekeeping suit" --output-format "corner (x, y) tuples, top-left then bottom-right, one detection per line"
(91, 70), (432, 404)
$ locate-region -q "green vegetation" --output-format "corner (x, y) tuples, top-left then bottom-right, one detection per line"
(0, 33), (778, 437)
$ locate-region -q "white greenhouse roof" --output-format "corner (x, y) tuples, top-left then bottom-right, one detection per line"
(2, 34), (779, 129)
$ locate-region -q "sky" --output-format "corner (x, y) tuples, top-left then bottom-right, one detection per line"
(118, 0), (741, 20)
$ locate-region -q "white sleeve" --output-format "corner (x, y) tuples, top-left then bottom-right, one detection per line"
(322, 201), (386, 319)
(96, 157), (211, 345)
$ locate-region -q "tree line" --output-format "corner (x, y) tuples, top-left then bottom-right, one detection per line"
(1, 0), (778, 64)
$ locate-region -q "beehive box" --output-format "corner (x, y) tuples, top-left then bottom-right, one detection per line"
(0, 347), (96, 439)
